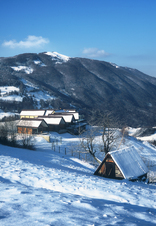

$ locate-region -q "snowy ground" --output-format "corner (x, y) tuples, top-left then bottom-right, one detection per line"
(0, 131), (156, 225)
(0, 110), (19, 120)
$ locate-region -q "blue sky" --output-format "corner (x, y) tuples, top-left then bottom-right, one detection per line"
(0, 0), (156, 77)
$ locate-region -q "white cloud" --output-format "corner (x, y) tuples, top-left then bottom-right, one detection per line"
(2, 35), (49, 49)
(82, 48), (110, 58)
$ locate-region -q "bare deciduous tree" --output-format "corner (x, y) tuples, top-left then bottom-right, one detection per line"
(0, 118), (17, 146)
(79, 126), (101, 164)
(79, 110), (120, 163)
(0, 121), (8, 145)
(19, 127), (35, 150)
(89, 111), (118, 155)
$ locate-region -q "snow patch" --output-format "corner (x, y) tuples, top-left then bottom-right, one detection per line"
(11, 66), (33, 74)
(0, 95), (22, 102)
(110, 62), (120, 68)
(0, 111), (18, 120)
(45, 51), (70, 63)
(34, 60), (46, 66)
(0, 86), (19, 95)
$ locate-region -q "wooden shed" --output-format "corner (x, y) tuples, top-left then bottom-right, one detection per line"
(17, 118), (48, 134)
(94, 146), (148, 181)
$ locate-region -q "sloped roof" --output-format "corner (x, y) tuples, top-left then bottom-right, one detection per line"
(20, 110), (45, 116)
(53, 113), (75, 123)
(17, 119), (48, 128)
(38, 116), (65, 125)
(54, 109), (76, 113)
(110, 146), (148, 179)
(45, 110), (54, 116)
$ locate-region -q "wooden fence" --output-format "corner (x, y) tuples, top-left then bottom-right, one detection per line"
(51, 143), (99, 166)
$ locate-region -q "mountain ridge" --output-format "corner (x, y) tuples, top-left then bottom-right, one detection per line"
(0, 51), (156, 127)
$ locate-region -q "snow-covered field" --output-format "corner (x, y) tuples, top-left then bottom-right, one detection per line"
(0, 131), (156, 225)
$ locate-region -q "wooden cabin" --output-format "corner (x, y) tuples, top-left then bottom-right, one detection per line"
(94, 146), (148, 181)
(17, 118), (48, 134)
(38, 116), (66, 132)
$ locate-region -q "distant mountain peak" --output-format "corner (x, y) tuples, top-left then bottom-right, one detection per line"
(44, 51), (70, 64)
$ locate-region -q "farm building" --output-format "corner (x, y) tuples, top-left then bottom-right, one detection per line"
(17, 118), (48, 134)
(38, 116), (66, 132)
(54, 110), (79, 120)
(94, 146), (148, 181)
(51, 113), (76, 124)
(20, 110), (46, 119)
(18, 109), (85, 134)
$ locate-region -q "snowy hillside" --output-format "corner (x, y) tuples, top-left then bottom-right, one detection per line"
(0, 131), (156, 225)
(0, 83), (55, 117)
(1, 51), (156, 126)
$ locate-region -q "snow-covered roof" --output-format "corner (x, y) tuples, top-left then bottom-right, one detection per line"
(72, 112), (79, 120)
(54, 109), (79, 120)
(20, 110), (46, 116)
(110, 146), (148, 180)
(54, 109), (76, 113)
(54, 111), (79, 120)
(38, 117), (65, 125)
(17, 119), (48, 128)
(45, 110), (54, 116)
(53, 113), (75, 123)
(62, 115), (75, 123)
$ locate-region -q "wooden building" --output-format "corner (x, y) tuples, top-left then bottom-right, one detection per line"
(20, 110), (46, 119)
(94, 146), (148, 181)
(17, 118), (48, 134)
(19, 109), (84, 134)
(54, 110), (79, 120)
(50, 113), (76, 124)
(38, 116), (66, 132)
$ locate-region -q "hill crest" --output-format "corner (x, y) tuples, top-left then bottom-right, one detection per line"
(0, 52), (156, 127)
